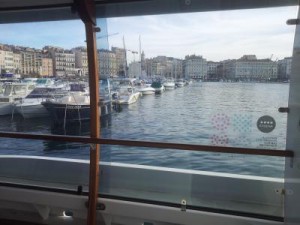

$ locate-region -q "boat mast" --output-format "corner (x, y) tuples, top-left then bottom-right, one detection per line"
(123, 36), (127, 77)
(139, 35), (142, 78)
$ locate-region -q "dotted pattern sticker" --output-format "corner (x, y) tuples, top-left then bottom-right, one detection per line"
(211, 113), (230, 131)
(232, 114), (252, 133)
(231, 136), (252, 147)
(211, 134), (229, 146)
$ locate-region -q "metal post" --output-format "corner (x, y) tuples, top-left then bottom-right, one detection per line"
(73, 0), (100, 224)
(85, 21), (100, 225)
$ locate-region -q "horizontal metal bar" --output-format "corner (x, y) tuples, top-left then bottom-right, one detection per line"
(0, 3), (72, 11)
(0, 0), (147, 12)
(0, 131), (294, 157)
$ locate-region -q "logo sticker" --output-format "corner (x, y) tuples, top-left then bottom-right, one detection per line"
(257, 116), (276, 133)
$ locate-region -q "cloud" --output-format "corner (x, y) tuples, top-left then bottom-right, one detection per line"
(107, 6), (298, 61)
(0, 6), (297, 63)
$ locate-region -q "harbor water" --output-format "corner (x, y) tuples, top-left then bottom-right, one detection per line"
(0, 82), (289, 178)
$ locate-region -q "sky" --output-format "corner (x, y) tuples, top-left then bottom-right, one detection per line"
(0, 6), (298, 62)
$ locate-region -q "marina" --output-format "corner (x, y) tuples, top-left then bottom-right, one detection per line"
(0, 81), (288, 178)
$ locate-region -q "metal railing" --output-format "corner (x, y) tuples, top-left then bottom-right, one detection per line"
(0, 131), (293, 157)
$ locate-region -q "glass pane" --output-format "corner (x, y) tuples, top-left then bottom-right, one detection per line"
(94, 2), (297, 219)
(95, 5), (297, 175)
(99, 145), (284, 218)
(0, 19), (91, 189)
(0, 0), (297, 221)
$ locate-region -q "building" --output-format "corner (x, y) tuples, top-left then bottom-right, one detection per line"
(41, 57), (53, 77)
(224, 55), (278, 80)
(277, 57), (292, 80)
(128, 62), (141, 78)
(0, 48), (14, 73)
(207, 61), (220, 80)
(13, 52), (22, 74)
(72, 47), (88, 76)
(111, 47), (126, 77)
(20, 49), (43, 76)
(45, 46), (76, 77)
(98, 49), (117, 78)
(183, 55), (207, 80)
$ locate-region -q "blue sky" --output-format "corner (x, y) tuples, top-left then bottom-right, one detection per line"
(0, 6), (298, 62)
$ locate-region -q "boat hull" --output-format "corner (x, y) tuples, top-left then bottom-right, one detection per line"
(117, 92), (141, 104)
(164, 85), (175, 90)
(0, 103), (13, 116)
(15, 103), (49, 118)
(42, 101), (112, 125)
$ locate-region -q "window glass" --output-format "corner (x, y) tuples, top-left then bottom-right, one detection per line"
(0, 1), (297, 219)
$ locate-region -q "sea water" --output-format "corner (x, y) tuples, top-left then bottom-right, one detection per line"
(0, 82), (289, 178)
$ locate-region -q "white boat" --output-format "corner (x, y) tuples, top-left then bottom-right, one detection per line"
(35, 78), (56, 87)
(175, 79), (185, 87)
(138, 84), (155, 95)
(163, 79), (176, 90)
(112, 78), (141, 104)
(0, 83), (35, 116)
(13, 86), (67, 118)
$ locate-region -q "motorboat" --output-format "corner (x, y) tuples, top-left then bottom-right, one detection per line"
(13, 86), (68, 118)
(112, 78), (141, 104)
(163, 79), (176, 90)
(0, 83), (35, 116)
(42, 80), (112, 125)
(138, 83), (155, 95)
(151, 81), (165, 94)
(175, 79), (185, 87)
(35, 78), (56, 87)
(42, 91), (91, 124)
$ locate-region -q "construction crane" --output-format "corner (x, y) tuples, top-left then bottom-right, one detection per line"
(84, 32), (119, 42)
(96, 32), (119, 39)
(127, 49), (138, 62)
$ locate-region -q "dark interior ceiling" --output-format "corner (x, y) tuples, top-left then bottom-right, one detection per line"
(0, 0), (298, 24)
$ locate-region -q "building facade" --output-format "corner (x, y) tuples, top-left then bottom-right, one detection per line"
(20, 49), (42, 76)
(207, 61), (219, 80)
(183, 55), (207, 80)
(41, 58), (53, 77)
(72, 47), (89, 76)
(98, 49), (117, 78)
(128, 62), (141, 78)
(277, 57), (292, 80)
(111, 47), (126, 77)
(0, 49), (14, 73)
(46, 46), (76, 77)
(224, 55), (278, 80)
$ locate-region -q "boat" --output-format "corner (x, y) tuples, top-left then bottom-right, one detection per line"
(175, 79), (185, 87)
(42, 80), (112, 125)
(163, 79), (176, 90)
(0, 83), (35, 116)
(42, 91), (91, 124)
(13, 86), (68, 118)
(151, 81), (165, 94)
(138, 83), (155, 95)
(112, 78), (141, 104)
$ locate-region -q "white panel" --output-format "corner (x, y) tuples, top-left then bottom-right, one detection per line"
(284, 6), (300, 225)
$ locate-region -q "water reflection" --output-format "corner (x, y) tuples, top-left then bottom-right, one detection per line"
(0, 82), (289, 177)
